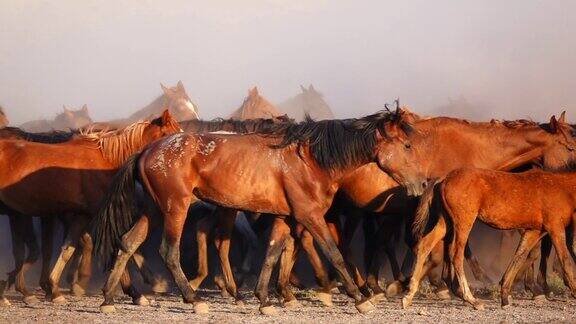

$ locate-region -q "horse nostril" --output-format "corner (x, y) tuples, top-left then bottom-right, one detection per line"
(421, 181), (428, 189)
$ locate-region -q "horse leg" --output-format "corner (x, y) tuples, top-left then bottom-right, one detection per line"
(499, 230), (542, 308)
(549, 227), (576, 298)
(425, 240), (451, 299)
(214, 207), (242, 303)
(48, 215), (88, 304)
(365, 222), (390, 302)
(188, 215), (216, 291)
(132, 251), (168, 294)
(71, 232), (93, 297)
(295, 211), (374, 314)
(464, 242), (493, 285)
(8, 215), (37, 304)
(255, 216), (290, 315)
(100, 215), (151, 313)
(277, 233), (299, 308)
(158, 204), (207, 313)
(39, 217), (54, 297)
(341, 213), (366, 296)
(118, 268), (148, 307)
(521, 241), (546, 301)
(448, 216), (486, 310)
(298, 228), (334, 306)
(537, 234), (553, 297)
(401, 217), (447, 309)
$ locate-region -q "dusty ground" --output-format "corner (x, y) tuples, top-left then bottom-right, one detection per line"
(1, 287), (575, 323)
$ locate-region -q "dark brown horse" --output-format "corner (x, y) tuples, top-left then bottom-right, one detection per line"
(0, 110), (181, 306)
(438, 166), (576, 309)
(375, 112), (576, 308)
(93, 111), (410, 314)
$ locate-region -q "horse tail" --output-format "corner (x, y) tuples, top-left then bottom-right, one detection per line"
(412, 180), (440, 240)
(92, 152), (141, 267)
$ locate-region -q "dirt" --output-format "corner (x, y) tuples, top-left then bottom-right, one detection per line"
(1, 288), (575, 324)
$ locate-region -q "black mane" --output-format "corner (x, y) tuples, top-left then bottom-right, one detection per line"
(264, 111), (395, 171)
(0, 127), (76, 143)
(179, 116), (293, 134)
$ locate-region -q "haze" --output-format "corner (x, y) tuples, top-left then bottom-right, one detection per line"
(0, 0), (575, 125)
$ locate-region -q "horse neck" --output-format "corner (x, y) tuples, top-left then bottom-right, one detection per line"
(128, 94), (165, 122)
(427, 120), (552, 172)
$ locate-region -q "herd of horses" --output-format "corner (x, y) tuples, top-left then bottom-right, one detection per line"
(0, 82), (575, 317)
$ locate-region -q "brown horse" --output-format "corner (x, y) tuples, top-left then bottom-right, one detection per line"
(20, 105), (93, 132)
(0, 106), (9, 128)
(229, 87), (284, 120)
(437, 166), (576, 309)
(92, 111), (413, 314)
(279, 85), (335, 121)
(375, 112), (576, 308)
(0, 126), (168, 304)
(111, 81), (199, 126)
(0, 110), (181, 306)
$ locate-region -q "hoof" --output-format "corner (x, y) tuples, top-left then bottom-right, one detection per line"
(401, 296), (412, 309)
(100, 304), (116, 314)
(52, 295), (67, 305)
(133, 296), (150, 306)
(194, 302), (209, 314)
(71, 284), (86, 297)
(370, 292), (387, 304)
(283, 299), (300, 308)
(501, 295), (512, 309)
(473, 301), (485, 311)
(533, 294), (547, 303)
(220, 289), (230, 298)
(23, 295), (39, 305)
(355, 300), (375, 314)
(151, 279), (169, 294)
(259, 305), (277, 316)
(436, 289), (451, 300)
(386, 281), (404, 297)
(316, 291), (333, 307)
(0, 298), (11, 307)
(235, 299), (245, 306)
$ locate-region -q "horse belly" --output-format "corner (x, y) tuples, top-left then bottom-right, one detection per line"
(196, 169), (290, 215)
(478, 188), (542, 230)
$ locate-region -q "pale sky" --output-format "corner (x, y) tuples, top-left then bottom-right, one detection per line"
(1, 0), (575, 125)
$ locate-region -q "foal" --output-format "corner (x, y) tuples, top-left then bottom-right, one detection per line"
(441, 167), (576, 309)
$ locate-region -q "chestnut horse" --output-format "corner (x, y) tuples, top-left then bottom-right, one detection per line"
(0, 126), (168, 304)
(438, 166), (576, 309)
(0, 110), (181, 306)
(375, 112), (576, 308)
(92, 111), (412, 314)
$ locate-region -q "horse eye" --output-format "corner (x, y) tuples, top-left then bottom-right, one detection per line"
(404, 143), (411, 149)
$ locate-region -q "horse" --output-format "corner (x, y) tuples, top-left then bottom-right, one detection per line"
(0, 110), (181, 306)
(0, 126), (169, 304)
(20, 105), (93, 132)
(279, 85), (334, 121)
(433, 166), (576, 309)
(229, 87), (284, 120)
(0, 106), (8, 128)
(92, 111), (415, 315)
(375, 111), (576, 308)
(110, 81), (199, 126)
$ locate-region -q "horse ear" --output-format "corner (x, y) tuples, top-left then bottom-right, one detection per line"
(161, 109), (172, 125)
(559, 111), (566, 123)
(300, 85), (307, 93)
(549, 115), (559, 133)
(177, 80), (185, 91)
(160, 83), (169, 94)
(81, 104), (88, 112)
(249, 87), (259, 97)
(63, 105), (69, 112)
(308, 84), (315, 92)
